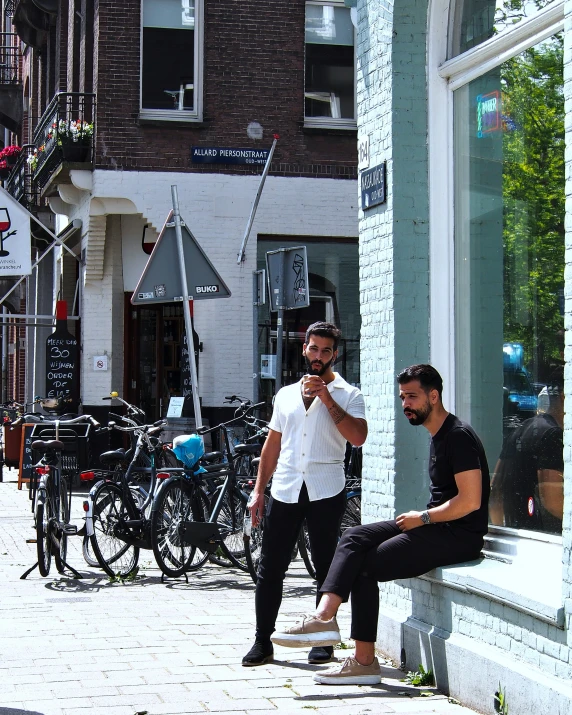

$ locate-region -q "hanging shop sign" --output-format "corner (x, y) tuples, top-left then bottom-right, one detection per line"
(266, 246), (310, 312)
(0, 194), (31, 275)
(361, 162), (387, 211)
(191, 146), (270, 165)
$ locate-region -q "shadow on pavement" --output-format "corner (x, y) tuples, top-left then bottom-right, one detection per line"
(0, 708), (45, 715)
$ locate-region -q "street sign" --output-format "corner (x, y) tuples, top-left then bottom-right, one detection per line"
(131, 211), (231, 304)
(0, 193), (31, 275)
(361, 161), (387, 211)
(266, 246), (310, 312)
(192, 146), (270, 165)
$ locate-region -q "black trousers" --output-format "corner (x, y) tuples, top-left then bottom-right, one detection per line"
(320, 520), (484, 643)
(255, 483), (346, 641)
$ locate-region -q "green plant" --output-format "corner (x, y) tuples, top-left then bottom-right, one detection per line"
(494, 683), (509, 715)
(401, 664), (435, 687)
(336, 641), (351, 650)
(108, 566), (140, 584)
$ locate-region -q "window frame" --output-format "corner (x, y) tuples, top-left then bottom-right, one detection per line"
(139, 0), (204, 123)
(427, 0), (565, 547)
(304, 0), (358, 130)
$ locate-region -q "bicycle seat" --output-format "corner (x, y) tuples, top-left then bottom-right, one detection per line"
(201, 451), (223, 463)
(251, 457), (261, 468)
(233, 443), (262, 455)
(31, 439), (65, 453)
(99, 448), (127, 464)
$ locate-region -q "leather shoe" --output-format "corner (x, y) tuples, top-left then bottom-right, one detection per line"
(308, 645), (334, 663)
(242, 639), (274, 667)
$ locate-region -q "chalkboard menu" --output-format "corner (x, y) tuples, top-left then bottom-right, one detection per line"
(18, 423), (36, 489)
(45, 318), (79, 412)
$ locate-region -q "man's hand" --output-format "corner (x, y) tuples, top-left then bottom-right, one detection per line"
(396, 511), (424, 532)
(248, 490), (266, 528)
(303, 375), (332, 405)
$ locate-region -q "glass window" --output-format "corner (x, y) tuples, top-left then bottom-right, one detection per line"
(142, 0), (201, 117)
(305, 2), (356, 125)
(256, 238), (360, 399)
(453, 34), (564, 535)
(449, 0), (559, 57)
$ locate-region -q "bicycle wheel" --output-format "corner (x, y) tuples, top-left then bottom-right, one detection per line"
(35, 498), (52, 577)
(83, 485), (142, 568)
(54, 477), (70, 574)
(90, 481), (140, 578)
(212, 486), (250, 571)
(151, 478), (207, 577)
(340, 493), (361, 534)
(297, 520), (316, 579)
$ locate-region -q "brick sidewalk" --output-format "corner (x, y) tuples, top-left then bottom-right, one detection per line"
(0, 471), (479, 715)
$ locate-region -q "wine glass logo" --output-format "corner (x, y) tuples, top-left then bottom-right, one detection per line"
(0, 208), (16, 258)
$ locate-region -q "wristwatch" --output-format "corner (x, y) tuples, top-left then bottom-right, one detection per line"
(420, 510), (431, 525)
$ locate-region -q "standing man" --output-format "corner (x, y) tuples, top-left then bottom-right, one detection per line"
(242, 322), (368, 667)
(271, 364), (489, 685)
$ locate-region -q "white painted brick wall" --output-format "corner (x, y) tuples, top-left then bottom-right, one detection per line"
(55, 171), (358, 407)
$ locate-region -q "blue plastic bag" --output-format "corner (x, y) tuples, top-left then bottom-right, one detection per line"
(172, 433), (206, 473)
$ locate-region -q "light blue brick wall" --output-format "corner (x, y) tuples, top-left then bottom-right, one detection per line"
(358, 0), (572, 709)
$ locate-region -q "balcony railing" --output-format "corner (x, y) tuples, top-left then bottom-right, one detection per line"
(33, 92), (96, 190)
(0, 33), (21, 85)
(4, 144), (39, 211)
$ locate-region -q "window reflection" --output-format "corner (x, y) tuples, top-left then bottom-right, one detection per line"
(453, 35), (564, 535)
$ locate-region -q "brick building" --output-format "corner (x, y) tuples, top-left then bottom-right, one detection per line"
(0, 0), (361, 422)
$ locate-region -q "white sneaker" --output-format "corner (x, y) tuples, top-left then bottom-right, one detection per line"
(271, 615), (341, 648)
(313, 656), (381, 685)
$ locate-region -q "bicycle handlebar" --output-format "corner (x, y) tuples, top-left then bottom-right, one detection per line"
(197, 401), (266, 435)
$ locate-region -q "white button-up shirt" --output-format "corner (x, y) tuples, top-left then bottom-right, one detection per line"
(268, 372), (366, 503)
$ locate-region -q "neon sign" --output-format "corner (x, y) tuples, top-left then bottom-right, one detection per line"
(477, 90), (501, 138)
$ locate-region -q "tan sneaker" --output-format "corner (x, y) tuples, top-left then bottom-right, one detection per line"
(271, 615), (341, 647)
(313, 656), (381, 685)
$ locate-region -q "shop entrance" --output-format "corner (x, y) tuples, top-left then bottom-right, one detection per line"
(124, 296), (199, 421)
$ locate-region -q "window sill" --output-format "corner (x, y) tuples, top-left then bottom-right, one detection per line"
(417, 533), (564, 628)
(303, 119), (357, 134)
(139, 110), (205, 126)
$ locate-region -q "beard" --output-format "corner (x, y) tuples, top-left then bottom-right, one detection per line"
(305, 355), (334, 376)
(404, 402), (432, 426)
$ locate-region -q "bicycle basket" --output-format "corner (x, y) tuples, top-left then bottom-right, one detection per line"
(30, 423), (91, 479)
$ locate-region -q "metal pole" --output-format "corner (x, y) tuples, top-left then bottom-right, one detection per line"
(1, 305), (6, 404)
(252, 272), (259, 403)
(171, 185), (203, 430)
(237, 136), (279, 264)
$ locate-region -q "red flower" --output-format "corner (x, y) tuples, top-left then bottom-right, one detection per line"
(0, 160), (9, 170)
(0, 145), (22, 159)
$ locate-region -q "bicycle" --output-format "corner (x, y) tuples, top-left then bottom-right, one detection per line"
(21, 413), (101, 579)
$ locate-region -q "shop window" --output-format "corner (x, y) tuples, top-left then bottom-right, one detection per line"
(449, 0), (560, 57)
(141, 0), (203, 121)
(453, 33), (564, 535)
(305, 1), (356, 128)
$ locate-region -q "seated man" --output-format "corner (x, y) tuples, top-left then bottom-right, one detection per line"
(271, 364), (489, 685)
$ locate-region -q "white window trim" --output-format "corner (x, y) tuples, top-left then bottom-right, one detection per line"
(304, 0), (358, 130)
(428, 0), (565, 554)
(139, 0), (204, 123)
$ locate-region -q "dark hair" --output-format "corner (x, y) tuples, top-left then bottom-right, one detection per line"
(305, 322), (342, 351)
(397, 364), (443, 399)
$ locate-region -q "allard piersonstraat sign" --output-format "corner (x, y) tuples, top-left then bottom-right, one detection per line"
(0, 194), (31, 275)
(361, 162), (387, 211)
(191, 146), (270, 165)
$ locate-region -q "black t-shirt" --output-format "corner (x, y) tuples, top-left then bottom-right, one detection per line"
(429, 413), (490, 535)
(498, 414), (563, 532)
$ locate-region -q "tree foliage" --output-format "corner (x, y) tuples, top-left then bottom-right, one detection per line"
(501, 33), (564, 381)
